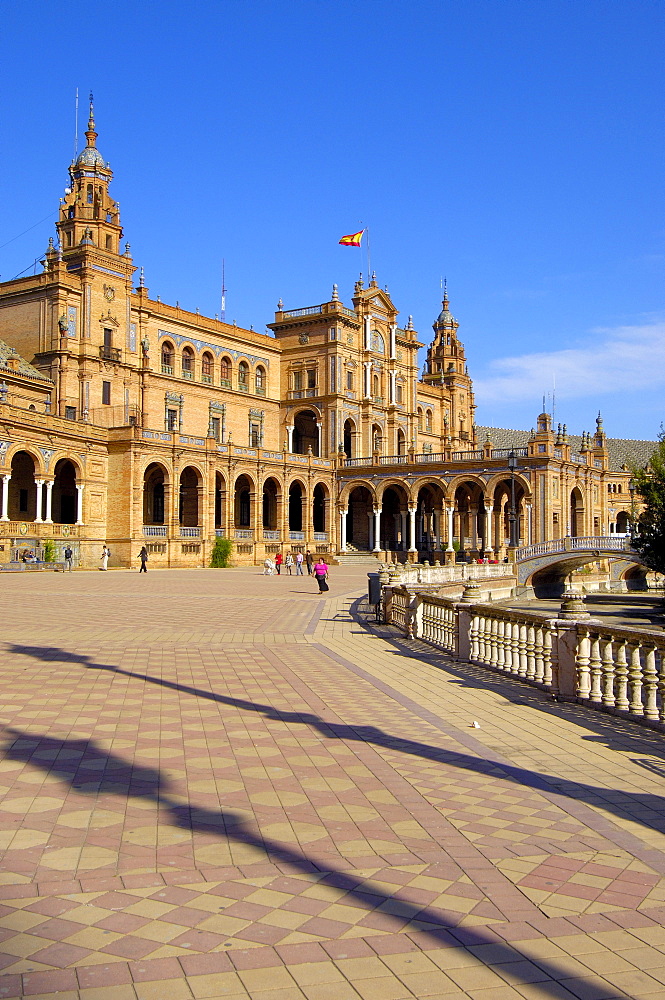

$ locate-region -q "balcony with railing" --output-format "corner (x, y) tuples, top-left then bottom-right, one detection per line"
(99, 346), (121, 362)
(144, 525), (168, 537)
(180, 526), (201, 537)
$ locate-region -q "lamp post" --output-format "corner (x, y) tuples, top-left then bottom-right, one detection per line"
(628, 478), (636, 536)
(508, 450), (518, 549)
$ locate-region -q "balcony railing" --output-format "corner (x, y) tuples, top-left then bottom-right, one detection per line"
(144, 525), (167, 536)
(281, 305), (323, 318)
(180, 526), (200, 537)
(491, 447), (529, 459)
(201, 373), (213, 384)
(161, 364), (173, 375)
(182, 368), (193, 379)
(289, 531), (305, 541)
(215, 528), (225, 537)
(255, 385), (266, 396)
(263, 530), (280, 540)
(100, 346), (121, 362)
(234, 529), (253, 539)
(238, 382), (249, 392)
(313, 532), (328, 541)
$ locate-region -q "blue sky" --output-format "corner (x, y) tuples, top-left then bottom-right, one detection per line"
(1, 0), (663, 440)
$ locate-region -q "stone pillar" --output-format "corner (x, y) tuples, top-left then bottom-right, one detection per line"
(75, 484), (84, 525)
(367, 510), (373, 550)
(526, 503), (533, 545)
(316, 422), (322, 457)
(408, 506), (417, 553)
(34, 479), (44, 523)
(373, 507), (381, 552)
(433, 509), (441, 550)
(468, 505), (477, 553)
(400, 510), (407, 550)
(447, 505), (455, 551)
(340, 508), (348, 552)
(0, 475), (10, 521)
(44, 480), (54, 523)
(484, 504), (493, 554)
(286, 425), (293, 452)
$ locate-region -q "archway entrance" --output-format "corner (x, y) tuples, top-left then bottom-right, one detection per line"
(215, 472), (224, 529)
(380, 486), (407, 550)
(53, 459), (77, 524)
(288, 482), (304, 531)
(179, 467), (200, 526)
(343, 419), (355, 459)
(312, 483), (327, 533)
(570, 487), (584, 537)
(143, 463), (167, 524)
(346, 485), (373, 550)
(234, 475), (252, 528)
(262, 478), (279, 530)
(9, 451), (37, 521)
(293, 411), (318, 455)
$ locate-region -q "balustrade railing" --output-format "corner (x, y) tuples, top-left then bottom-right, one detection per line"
(384, 587), (665, 728)
(143, 525), (167, 536)
(180, 526), (201, 537)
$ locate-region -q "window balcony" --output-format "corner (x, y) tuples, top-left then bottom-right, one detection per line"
(238, 382), (249, 392)
(161, 364), (173, 375)
(99, 346), (121, 361)
(182, 368), (193, 379)
(201, 373), (213, 384)
(180, 526), (200, 537)
(220, 377), (231, 388)
(143, 525), (167, 536)
(263, 530), (280, 540)
(255, 385), (266, 396)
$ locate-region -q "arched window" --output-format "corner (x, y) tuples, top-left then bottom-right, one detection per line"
(182, 346), (194, 378)
(238, 361), (249, 391)
(372, 374), (379, 398)
(255, 366), (266, 395)
(371, 331), (385, 354)
(201, 352), (213, 384)
(161, 342), (174, 374)
(426, 410), (433, 432)
(87, 183), (93, 204)
(417, 408), (423, 432)
(396, 381), (404, 404)
(220, 357), (232, 385)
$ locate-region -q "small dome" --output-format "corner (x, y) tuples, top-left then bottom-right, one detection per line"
(76, 145), (106, 168)
(436, 305), (456, 325)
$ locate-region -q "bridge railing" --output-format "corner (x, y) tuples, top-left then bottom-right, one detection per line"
(516, 536), (633, 561)
(385, 586), (665, 728)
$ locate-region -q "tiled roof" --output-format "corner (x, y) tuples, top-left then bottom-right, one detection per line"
(0, 340), (53, 384)
(476, 425), (657, 473)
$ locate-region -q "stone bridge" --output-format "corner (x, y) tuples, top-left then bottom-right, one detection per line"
(514, 535), (647, 595)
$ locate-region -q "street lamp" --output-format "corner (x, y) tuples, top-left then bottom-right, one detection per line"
(508, 450), (518, 548)
(628, 478), (636, 536)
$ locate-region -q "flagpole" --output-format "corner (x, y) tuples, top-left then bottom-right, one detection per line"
(366, 226), (371, 281)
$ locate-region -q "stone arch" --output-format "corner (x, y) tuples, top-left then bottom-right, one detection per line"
(288, 478), (306, 532)
(215, 470), (226, 529)
(338, 478), (377, 507)
(570, 485), (585, 537)
(4, 444), (44, 478)
(346, 484), (375, 551)
(379, 482), (410, 551)
(293, 409), (319, 456)
(488, 474), (529, 549)
(143, 462), (169, 525)
(371, 422), (383, 453)
(234, 473), (254, 528)
(452, 479), (488, 558)
(8, 450), (39, 521)
(52, 459), (78, 524)
(262, 476), (281, 530)
(179, 465), (201, 526)
(615, 510), (629, 534)
(312, 481), (329, 533)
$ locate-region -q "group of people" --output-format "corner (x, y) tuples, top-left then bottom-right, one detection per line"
(263, 549), (329, 592)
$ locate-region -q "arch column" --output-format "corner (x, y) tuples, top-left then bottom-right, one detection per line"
(1, 475), (10, 521)
(446, 505), (455, 551)
(339, 507), (348, 552)
(75, 483), (85, 525)
(316, 423), (322, 458)
(526, 503), (533, 545)
(286, 425), (293, 452)
(400, 509), (407, 550)
(484, 504), (493, 554)
(34, 479), (44, 523)
(44, 480), (54, 523)
(408, 505), (417, 553)
(373, 507), (381, 552)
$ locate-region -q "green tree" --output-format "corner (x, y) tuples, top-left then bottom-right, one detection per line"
(43, 540), (56, 563)
(631, 430), (665, 575)
(210, 536), (233, 568)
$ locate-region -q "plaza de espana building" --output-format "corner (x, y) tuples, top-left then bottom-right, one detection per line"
(0, 104), (654, 570)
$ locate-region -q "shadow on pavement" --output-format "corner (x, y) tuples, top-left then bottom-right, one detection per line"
(1, 726), (631, 999)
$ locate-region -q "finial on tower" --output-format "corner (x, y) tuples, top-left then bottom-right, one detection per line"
(277, 298), (284, 311)
(139, 266), (145, 288)
(331, 283), (339, 302)
(406, 315), (414, 330)
(596, 410), (603, 431)
(442, 276), (448, 307)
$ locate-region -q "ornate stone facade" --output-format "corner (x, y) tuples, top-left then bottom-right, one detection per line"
(0, 101), (651, 568)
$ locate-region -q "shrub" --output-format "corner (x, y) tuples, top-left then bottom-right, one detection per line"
(43, 540), (56, 563)
(210, 536), (233, 568)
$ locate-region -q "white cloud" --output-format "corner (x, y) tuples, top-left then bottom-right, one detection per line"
(473, 321), (665, 405)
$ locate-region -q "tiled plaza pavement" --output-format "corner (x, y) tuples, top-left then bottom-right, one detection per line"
(1, 568), (665, 998)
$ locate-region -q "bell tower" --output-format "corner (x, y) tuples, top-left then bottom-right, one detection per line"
(422, 282), (468, 385)
(56, 94), (124, 260)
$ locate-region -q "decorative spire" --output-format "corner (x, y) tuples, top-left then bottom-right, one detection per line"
(331, 283), (339, 302)
(139, 266), (145, 288)
(442, 276), (448, 308)
(370, 270), (377, 287)
(406, 315), (414, 330)
(277, 298), (284, 311)
(561, 423), (568, 443)
(85, 91), (97, 149)
(596, 411), (603, 431)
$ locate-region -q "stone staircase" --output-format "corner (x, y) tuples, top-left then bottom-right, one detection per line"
(332, 548), (383, 567)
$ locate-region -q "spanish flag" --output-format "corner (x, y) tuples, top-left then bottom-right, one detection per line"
(339, 230), (365, 247)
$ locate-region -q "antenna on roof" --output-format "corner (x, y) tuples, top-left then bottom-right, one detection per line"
(74, 88), (79, 159)
(220, 259), (227, 322)
(552, 372), (556, 423)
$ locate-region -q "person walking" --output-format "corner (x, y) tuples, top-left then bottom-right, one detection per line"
(63, 545), (73, 572)
(313, 557), (329, 593)
(305, 550), (313, 575)
(284, 551), (294, 575)
(275, 552), (283, 575)
(100, 545), (110, 571)
(295, 551), (304, 575)
(138, 545), (148, 573)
